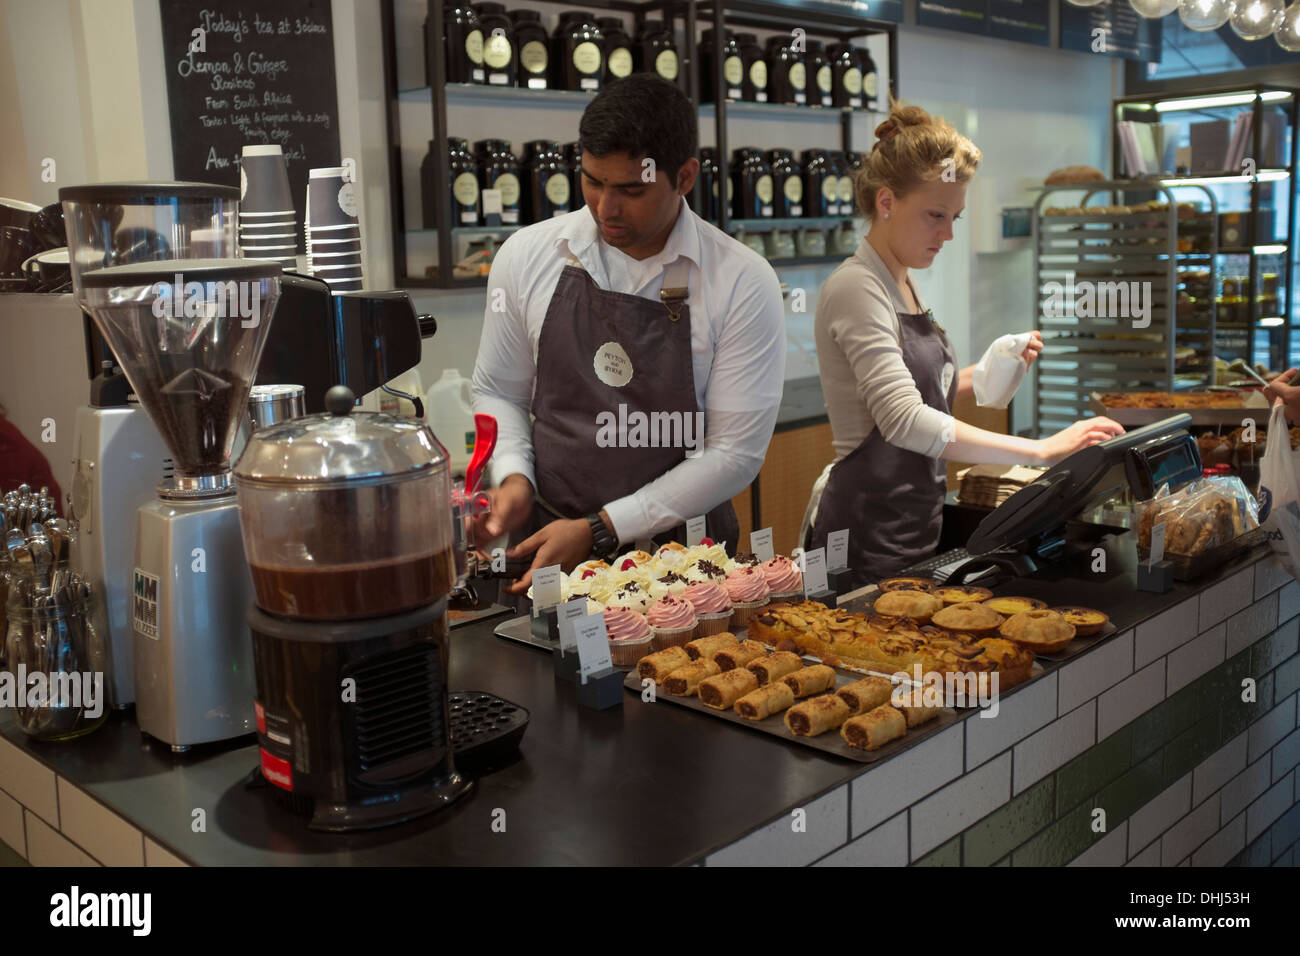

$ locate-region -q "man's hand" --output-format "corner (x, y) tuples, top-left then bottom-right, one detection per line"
(505, 518), (594, 594)
(1266, 369), (1300, 419)
(1021, 330), (1044, 367)
(470, 473), (535, 548)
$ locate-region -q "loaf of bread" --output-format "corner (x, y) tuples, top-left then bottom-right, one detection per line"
(1044, 165), (1105, 185)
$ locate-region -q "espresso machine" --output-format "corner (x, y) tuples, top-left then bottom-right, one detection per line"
(77, 258), (282, 750)
(61, 182), (240, 709)
(234, 385), (473, 831)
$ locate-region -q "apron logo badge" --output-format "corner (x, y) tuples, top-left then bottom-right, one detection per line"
(594, 341), (634, 387)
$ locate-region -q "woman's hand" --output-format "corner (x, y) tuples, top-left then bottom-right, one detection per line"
(1266, 369), (1300, 419)
(1037, 416), (1125, 466)
(1021, 330), (1044, 367)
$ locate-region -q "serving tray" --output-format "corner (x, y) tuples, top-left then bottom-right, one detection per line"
(622, 666), (961, 764)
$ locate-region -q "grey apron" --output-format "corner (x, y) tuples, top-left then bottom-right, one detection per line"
(517, 254), (739, 553)
(809, 303), (958, 589)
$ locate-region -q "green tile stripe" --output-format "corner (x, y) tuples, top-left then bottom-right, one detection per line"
(912, 635), (1297, 866)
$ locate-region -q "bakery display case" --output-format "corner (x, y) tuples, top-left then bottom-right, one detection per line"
(1032, 180), (1219, 435)
(381, 0), (896, 287)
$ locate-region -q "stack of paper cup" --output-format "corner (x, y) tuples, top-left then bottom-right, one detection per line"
(239, 144), (298, 270)
(306, 166), (362, 290)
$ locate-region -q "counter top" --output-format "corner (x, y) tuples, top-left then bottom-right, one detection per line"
(0, 542), (1276, 866)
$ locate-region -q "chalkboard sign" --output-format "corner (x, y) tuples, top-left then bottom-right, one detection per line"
(1060, 0), (1161, 62)
(917, 0), (1049, 47)
(159, 0), (341, 252)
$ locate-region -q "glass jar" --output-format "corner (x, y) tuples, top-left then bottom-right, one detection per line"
(635, 20), (679, 82)
(552, 11), (604, 92)
(234, 387), (457, 622)
(829, 42), (862, 109)
(474, 2), (515, 86)
(510, 9), (548, 89)
(737, 33), (767, 103)
(523, 140), (572, 223)
(801, 149), (833, 218)
(767, 149), (803, 218)
(732, 147), (774, 219)
(5, 579), (110, 742)
(828, 150), (855, 217)
(701, 29), (742, 103)
(695, 147), (720, 221)
(474, 139), (521, 225)
(765, 35), (806, 106)
(805, 40), (832, 108)
(598, 17), (633, 82)
(858, 46), (879, 111)
(564, 141), (584, 209)
(431, 2), (484, 85)
(449, 138), (480, 226)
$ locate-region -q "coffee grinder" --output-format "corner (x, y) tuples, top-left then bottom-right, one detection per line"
(77, 258), (282, 751)
(234, 385), (473, 831)
(61, 182), (240, 709)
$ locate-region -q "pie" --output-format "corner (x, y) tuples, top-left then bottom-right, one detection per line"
(873, 589), (943, 622)
(1052, 606), (1109, 637)
(984, 596), (1048, 616)
(878, 577), (935, 592)
(933, 585), (993, 604)
(931, 601), (1004, 635)
(1000, 610), (1076, 654)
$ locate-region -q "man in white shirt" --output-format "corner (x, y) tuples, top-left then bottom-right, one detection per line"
(471, 73), (786, 593)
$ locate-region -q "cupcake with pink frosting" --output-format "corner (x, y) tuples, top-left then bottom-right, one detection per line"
(683, 581), (732, 637)
(603, 606), (653, 668)
(724, 566), (771, 629)
(762, 555), (804, 604)
(647, 596), (699, 650)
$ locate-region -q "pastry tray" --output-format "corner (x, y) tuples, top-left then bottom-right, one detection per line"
(1088, 391), (1267, 428)
(1137, 527), (1267, 581)
(494, 613), (556, 651)
(622, 665), (961, 764)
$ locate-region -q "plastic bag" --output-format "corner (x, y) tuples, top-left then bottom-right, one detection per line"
(972, 333), (1032, 409)
(1137, 474), (1260, 557)
(1259, 402), (1300, 579)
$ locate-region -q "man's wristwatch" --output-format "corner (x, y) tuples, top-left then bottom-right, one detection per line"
(586, 513), (618, 560)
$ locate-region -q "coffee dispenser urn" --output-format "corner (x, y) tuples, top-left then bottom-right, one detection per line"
(233, 386), (473, 831)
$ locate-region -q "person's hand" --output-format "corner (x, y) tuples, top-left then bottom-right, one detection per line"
(504, 517), (594, 595)
(470, 473), (535, 549)
(1265, 369), (1300, 415)
(1037, 416), (1125, 466)
(1021, 330), (1044, 367)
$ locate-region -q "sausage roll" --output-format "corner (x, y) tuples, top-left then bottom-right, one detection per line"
(685, 632), (740, 661)
(782, 664), (837, 698)
(734, 683), (795, 720)
(892, 697), (944, 728)
(697, 668), (759, 710)
(841, 705), (907, 751)
(747, 651), (804, 686)
(661, 659), (721, 697)
(714, 640), (769, 672)
(783, 694), (852, 736)
(636, 646), (691, 683)
(836, 676), (895, 715)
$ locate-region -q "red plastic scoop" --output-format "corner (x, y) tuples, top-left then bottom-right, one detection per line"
(465, 413), (497, 496)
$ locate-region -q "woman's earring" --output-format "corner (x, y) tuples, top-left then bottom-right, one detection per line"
(883, 213), (890, 220)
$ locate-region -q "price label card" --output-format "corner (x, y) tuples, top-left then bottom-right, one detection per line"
(531, 564), (563, 610)
(750, 527), (775, 563)
(481, 188), (504, 216)
(556, 597), (588, 652)
(574, 613), (612, 678)
(803, 547), (829, 595)
(826, 529), (850, 571)
(686, 515), (708, 546)
(1149, 522), (1166, 567)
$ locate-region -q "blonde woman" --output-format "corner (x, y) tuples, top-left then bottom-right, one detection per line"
(807, 103), (1123, 587)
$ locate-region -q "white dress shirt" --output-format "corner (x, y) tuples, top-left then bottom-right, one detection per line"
(815, 237), (956, 462)
(472, 198), (787, 543)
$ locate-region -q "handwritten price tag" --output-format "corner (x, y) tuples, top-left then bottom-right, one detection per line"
(556, 597), (588, 652)
(803, 548), (829, 595)
(826, 529), (850, 571)
(574, 613), (612, 679)
(687, 515), (708, 546)
(532, 564), (563, 610)
(750, 527), (775, 563)
(1149, 522), (1166, 567)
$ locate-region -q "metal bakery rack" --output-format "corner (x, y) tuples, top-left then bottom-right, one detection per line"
(1032, 180), (1218, 435)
